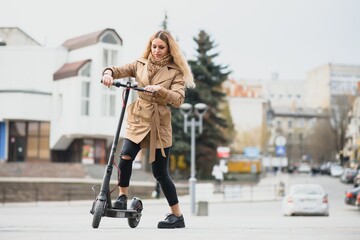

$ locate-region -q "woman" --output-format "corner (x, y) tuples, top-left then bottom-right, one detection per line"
(101, 30), (195, 229)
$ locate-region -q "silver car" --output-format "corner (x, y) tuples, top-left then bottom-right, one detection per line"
(282, 184), (329, 216)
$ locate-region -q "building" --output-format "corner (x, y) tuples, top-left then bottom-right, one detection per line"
(222, 79), (269, 155)
(344, 96), (360, 168)
(0, 27), (135, 164)
(304, 63), (360, 109)
(223, 75), (331, 166)
(304, 63), (360, 164)
(268, 106), (329, 165)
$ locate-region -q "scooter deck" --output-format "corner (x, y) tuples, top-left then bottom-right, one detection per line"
(105, 208), (142, 218)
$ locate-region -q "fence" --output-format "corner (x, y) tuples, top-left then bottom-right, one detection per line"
(0, 179), (190, 205)
(223, 183), (284, 201)
(0, 179), (284, 205)
(195, 182), (285, 202)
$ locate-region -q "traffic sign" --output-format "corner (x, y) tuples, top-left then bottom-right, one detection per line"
(275, 146), (286, 156)
(275, 136), (286, 146)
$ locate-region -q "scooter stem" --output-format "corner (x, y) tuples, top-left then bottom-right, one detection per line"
(97, 84), (131, 201)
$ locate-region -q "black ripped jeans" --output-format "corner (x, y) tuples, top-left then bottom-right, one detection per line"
(118, 138), (179, 206)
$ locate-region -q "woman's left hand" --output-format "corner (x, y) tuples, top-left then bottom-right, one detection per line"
(144, 85), (161, 95)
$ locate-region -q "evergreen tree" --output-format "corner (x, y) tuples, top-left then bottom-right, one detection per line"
(160, 11), (168, 30)
(172, 30), (233, 179)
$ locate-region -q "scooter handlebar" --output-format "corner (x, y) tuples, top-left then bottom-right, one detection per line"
(100, 80), (153, 93)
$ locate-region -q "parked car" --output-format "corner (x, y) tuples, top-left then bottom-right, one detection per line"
(340, 168), (358, 184)
(354, 172), (360, 187)
(298, 163), (311, 174)
(282, 184), (329, 216)
(320, 161), (332, 175)
(356, 192), (360, 210)
(330, 164), (344, 177)
(344, 186), (360, 206)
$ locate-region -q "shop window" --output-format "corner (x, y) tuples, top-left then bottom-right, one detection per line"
(82, 139), (106, 164)
(82, 139), (95, 164)
(8, 121), (50, 162)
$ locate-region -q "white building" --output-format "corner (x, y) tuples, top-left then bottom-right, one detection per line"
(304, 63), (360, 109)
(0, 27), (131, 164)
(222, 79), (269, 154)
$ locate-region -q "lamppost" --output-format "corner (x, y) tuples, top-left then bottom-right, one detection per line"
(180, 103), (207, 215)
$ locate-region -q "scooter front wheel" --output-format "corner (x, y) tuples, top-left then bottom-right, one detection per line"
(92, 200), (105, 228)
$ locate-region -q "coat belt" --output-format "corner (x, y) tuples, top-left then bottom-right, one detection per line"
(149, 102), (166, 163)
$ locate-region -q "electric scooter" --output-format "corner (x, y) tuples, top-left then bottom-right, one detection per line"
(90, 78), (151, 229)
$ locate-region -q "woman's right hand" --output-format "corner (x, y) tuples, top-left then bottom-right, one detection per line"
(102, 72), (113, 87)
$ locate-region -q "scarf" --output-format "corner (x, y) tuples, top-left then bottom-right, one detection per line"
(147, 53), (173, 82)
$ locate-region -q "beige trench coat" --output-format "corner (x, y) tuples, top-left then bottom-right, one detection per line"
(105, 57), (185, 163)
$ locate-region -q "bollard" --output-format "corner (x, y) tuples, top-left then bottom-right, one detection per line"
(278, 181), (285, 197)
(197, 201), (208, 216)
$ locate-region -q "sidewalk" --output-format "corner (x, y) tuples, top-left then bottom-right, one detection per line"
(2, 174), (360, 240)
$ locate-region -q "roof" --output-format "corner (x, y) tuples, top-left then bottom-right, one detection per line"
(0, 27), (41, 46)
(61, 28), (123, 50)
(53, 59), (91, 80)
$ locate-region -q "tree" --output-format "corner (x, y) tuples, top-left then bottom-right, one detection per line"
(173, 30), (233, 178)
(330, 95), (354, 153)
(160, 11), (168, 30)
(305, 116), (337, 164)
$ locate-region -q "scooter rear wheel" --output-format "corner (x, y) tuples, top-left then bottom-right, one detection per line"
(128, 198), (143, 228)
(92, 200), (105, 228)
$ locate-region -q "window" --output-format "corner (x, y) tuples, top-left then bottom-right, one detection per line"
(100, 32), (120, 45)
(80, 63), (91, 77)
(299, 133), (303, 141)
(103, 49), (118, 67)
(26, 122), (50, 160)
(27, 122), (39, 158)
(9, 121), (50, 162)
(287, 133), (292, 141)
(82, 139), (95, 164)
(39, 123), (50, 159)
(288, 120), (292, 128)
(81, 81), (90, 116)
(101, 88), (116, 117)
(10, 122), (26, 136)
(298, 118), (305, 128)
(81, 138), (107, 164)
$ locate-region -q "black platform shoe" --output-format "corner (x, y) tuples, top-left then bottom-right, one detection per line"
(113, 194), (127, 210)
(157, 213), (185, 229)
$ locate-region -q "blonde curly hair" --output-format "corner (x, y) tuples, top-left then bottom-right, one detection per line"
(142, 30), (195, 88)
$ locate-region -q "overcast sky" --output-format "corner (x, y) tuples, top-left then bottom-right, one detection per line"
(1, 0), (359, 80)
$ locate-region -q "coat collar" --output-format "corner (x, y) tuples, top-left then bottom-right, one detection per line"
(137, 57), (180, 86)
(137, 57), (180, 71)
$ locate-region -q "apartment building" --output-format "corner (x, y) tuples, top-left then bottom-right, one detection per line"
(304, 63), (360, 109)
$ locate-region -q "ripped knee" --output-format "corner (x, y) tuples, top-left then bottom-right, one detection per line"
(121, 155), (132, 161)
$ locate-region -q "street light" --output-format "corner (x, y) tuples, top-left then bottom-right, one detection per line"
(180, 102), (207, 215)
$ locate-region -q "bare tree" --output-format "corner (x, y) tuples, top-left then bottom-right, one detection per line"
(306, 116), (337, 164)
(330, 95), (354, 152)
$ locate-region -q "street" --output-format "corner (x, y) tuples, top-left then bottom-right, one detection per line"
(0, 174), (359, 240)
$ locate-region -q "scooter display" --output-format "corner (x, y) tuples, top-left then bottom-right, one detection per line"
(90, 78), (151, 228)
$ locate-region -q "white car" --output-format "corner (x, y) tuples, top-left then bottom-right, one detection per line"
(282, 184), (329, 216)
(330, 164), (344, 177)
(297, 163), (311, 173)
